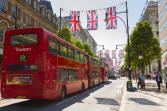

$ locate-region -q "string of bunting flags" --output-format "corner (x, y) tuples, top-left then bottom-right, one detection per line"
(61, 6), (117, 32)
(97, 49), (124, 69)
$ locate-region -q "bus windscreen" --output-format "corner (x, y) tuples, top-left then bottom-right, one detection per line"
(10, 33), (38, 45)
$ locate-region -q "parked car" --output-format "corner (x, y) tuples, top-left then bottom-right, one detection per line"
(108, 73), (117, 80)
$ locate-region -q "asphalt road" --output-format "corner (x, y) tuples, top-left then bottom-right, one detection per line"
(0, 78), (125, 111)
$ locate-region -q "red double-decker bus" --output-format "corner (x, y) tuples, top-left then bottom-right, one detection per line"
(88, 57), (102, 87)
(103, 63), (109, 82)
(100, 63), (109, 82)
(1, 28), (89, 99)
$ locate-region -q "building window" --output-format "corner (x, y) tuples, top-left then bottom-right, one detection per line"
(33, 0), (37, 9)
(23, 13), (30, 26)
(47, 12), (51, 21)
(0, 0), (6, 11)
(25, 0), (31, 5)
(0, 30), (4, 41)
(11, 5), (16, 18)
(40, 6), (46, 17)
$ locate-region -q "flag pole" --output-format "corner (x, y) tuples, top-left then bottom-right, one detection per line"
(59, 8), (62, 31)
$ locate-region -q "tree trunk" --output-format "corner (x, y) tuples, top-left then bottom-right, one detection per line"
(149, 61), (151, 73)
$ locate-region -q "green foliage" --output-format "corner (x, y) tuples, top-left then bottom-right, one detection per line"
(58, 27), (72, 43)
(58, 28), (96, 58)
(75, 40), (83, 50)
(124, 21), (161, 70)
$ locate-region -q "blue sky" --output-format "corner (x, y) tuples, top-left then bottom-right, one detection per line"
(50, 0), (147, 50)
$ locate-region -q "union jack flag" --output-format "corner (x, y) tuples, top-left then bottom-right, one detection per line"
(118, 50), (124, 58)
(105, 50), (110, 62)
(98, 50), (103, 60)
(69, 11), (80, 32)
(111, 50), (116, 59)
(105, 7), (117, 29)
(87, 10), (98, 30)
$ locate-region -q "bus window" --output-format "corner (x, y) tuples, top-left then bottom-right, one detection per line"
(69, 70), (77, 81)
(91, 72), (94, 78)
(68, 47), (75, 59)
(48, 37), (58, 54)
(10, 33), (37, 45)
(60, 44), (68, 57)
(80, 54), (86, 63)
(75, 51), (80, 61)
(59, 69), (68, 82)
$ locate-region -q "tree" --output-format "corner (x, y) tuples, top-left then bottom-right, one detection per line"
(124, 21), (161, 72)
(75, 40), (83, 50)
(58, 27), (72, 43)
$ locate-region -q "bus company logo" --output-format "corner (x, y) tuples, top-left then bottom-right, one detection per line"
(15, 48), (32, 52)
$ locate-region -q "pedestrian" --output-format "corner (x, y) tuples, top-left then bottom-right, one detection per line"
(155, 72), (162, 91)
(140, 73), (145, 89)
(164, 74), (167, 89)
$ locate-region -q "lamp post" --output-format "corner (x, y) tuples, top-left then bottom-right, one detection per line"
(139, 55), (144, 74)
(115, 1), (131, 80)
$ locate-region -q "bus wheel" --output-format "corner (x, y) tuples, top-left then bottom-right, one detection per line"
(61, 88), (66, 99)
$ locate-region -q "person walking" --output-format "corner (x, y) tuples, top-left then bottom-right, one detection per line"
(164, 74), (167, 89)
(155, 72), (162, 91)
(140, 73), (145, 89)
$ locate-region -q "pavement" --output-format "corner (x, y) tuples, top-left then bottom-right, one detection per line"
(125, 79), (167, 111)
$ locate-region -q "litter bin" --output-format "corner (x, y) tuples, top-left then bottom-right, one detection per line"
(127, 80), (132, 91)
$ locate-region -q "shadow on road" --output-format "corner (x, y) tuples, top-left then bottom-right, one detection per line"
(137, 90), (167, 100)
(0, 81), (111, 111)
(96, 97), (119, 106)
(128, 97), (160, 106)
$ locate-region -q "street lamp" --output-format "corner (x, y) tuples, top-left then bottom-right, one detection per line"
(114, 1), (131, 80)
(138, 55), (144, 74)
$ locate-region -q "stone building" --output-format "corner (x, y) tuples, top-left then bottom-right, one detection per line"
(159, 0), (167, 70)
(140, 1), (160, 72)
(0, 0), (58, 77)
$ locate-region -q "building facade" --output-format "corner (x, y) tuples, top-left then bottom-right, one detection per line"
(140, 1), (160, 72)
(159, 0), (167, 70)
(0, 0), (58, 77)
(141, 1), (159, 37)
